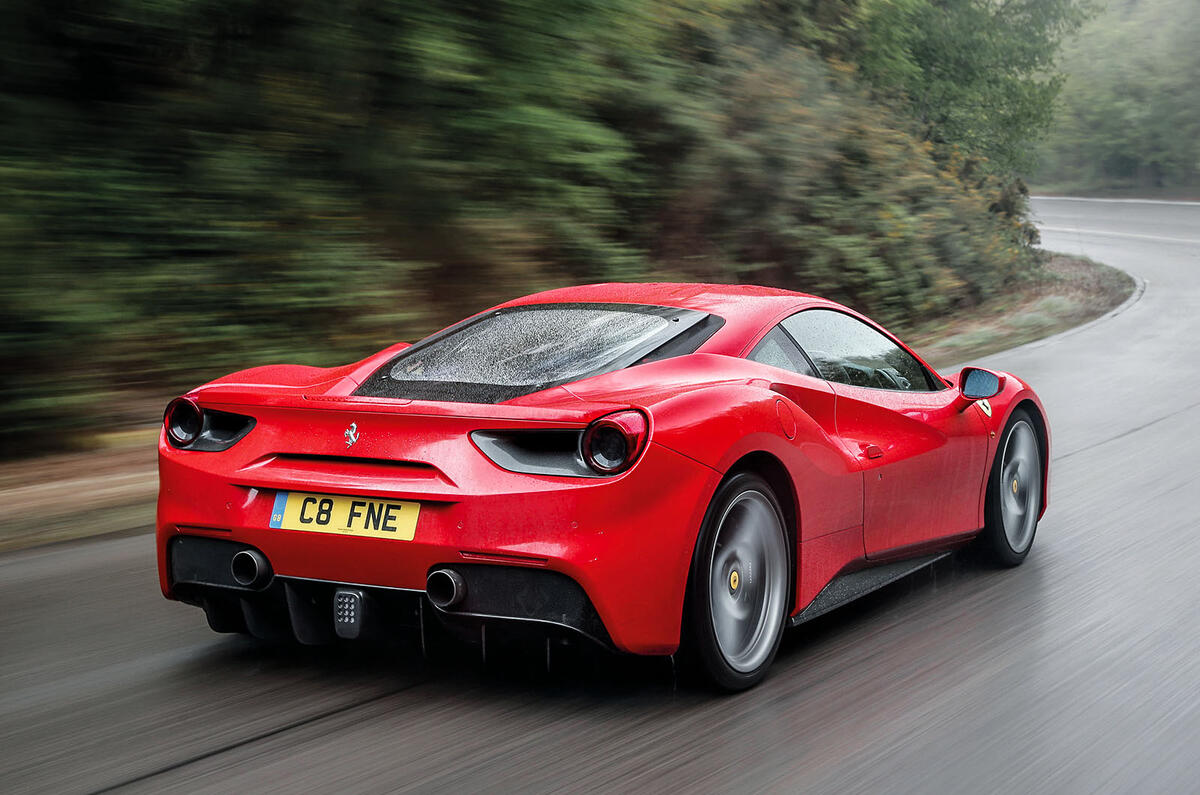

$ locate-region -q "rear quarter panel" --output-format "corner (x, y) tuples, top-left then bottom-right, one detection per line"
(643, 381), (865, 544)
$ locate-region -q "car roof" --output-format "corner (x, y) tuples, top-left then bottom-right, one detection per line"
(501, 282), (819, 313)
(498, 282), (836, 355)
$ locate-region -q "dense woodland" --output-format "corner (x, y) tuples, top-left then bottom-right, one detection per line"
(1, 0), (1087, 455)
(1034, 0), (1200, 193)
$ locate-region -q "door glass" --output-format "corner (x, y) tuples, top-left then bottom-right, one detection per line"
(747, 327), (817, 378)
(781, 310), (936, 391)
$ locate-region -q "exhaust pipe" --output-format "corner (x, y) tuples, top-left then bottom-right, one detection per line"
(230, 549), (271, 588)
(427, 568), (466, 609)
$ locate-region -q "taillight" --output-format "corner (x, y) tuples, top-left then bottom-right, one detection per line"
(163, 397), (256, 451)
(581, 410), (648, 475)
(164, 397), (202, 447)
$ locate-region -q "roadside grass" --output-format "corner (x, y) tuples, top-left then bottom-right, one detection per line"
(0, 438), (159, 552)
(909, 253), (1134, 369)
(0, 252), (1135, 553)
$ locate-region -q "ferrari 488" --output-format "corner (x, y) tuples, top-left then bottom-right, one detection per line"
(158, 283), (1049, 689)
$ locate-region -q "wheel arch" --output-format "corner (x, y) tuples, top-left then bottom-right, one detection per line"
(1012, 398), (1050, 518)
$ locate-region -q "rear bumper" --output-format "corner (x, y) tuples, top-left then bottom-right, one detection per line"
(169, 535), (613, 647)
(157, 438), (719, 655)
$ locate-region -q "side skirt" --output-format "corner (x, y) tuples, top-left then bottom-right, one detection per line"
(789, 552), (951, 628)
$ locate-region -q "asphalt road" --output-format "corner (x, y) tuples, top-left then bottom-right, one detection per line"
(3, 197), (1198, 793)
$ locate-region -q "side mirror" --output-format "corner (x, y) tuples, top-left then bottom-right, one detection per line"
(959, 367), (1004, 400)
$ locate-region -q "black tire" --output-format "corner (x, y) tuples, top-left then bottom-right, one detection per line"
(979, 408), (1044, 566)
(680, 472), (791, 691)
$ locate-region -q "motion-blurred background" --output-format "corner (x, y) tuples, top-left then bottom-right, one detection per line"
(5, 6), (1200, 792)
(0, 0), (1195, 461)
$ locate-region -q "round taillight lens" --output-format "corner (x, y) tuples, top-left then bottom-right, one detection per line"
(164, 397), (203, 447)
(582, 410), (648, 475)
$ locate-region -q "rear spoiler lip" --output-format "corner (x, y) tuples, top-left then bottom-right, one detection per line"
(185, 387), (635, 426)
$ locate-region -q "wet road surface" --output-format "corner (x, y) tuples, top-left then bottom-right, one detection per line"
(2, 197), (1198, 793)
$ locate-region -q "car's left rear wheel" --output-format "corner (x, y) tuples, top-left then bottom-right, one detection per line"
(682, 472), (790, 691)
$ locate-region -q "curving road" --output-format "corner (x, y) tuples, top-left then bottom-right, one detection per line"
(3, 198), (1199, 793)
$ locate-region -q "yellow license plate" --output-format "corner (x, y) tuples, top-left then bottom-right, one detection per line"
(268, 491), (419, 540)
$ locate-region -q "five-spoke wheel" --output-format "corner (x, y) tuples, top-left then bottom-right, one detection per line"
(684, 472), (789, 690)
(981, 408), (1044, 565)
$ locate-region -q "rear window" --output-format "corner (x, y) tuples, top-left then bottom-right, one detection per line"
(354, 302), (720, 403)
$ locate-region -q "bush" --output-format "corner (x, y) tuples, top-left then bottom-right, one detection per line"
(0, 0), (1062, 456)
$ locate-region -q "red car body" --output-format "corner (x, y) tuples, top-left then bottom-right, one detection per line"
(157, 283), (1049, 658)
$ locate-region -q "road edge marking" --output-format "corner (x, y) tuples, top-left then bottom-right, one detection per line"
(1032, 195), (1200, 207)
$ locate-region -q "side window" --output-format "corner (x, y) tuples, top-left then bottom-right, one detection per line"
(747, 327), (818, 378)
(781, 310), (937, 391)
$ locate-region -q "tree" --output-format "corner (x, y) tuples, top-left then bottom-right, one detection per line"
(850, 0), (1090, 172)
(0, 0), (1061, 456)
(1034, 0), (1200, 190)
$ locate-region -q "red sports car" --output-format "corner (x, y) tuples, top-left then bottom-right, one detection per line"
(157, 283), (1049, 689)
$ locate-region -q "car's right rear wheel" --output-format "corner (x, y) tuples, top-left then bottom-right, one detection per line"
(681, 472), (790, 691)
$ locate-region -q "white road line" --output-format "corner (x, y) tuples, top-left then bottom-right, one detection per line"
(1032, 196), (1200, 207)
(1038, 225), (1200, 245)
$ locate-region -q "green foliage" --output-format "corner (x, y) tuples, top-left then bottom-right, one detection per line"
(849, 0), (1088, 173)
(607, 10), (1039, 317)
(0, 0), (1061, 456)
(730, 0), (1089, 173)
(1033, 0), (1200, 191)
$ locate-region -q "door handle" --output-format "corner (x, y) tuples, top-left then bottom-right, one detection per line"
(862, 444), (884, 460)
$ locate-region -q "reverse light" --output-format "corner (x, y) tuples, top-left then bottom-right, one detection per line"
(164, 397), (203, 446)
(582, 410), (648, 475)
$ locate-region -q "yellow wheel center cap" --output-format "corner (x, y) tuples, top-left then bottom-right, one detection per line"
(730, 570), (740, 592)
(1012, 478), (1019, 494)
